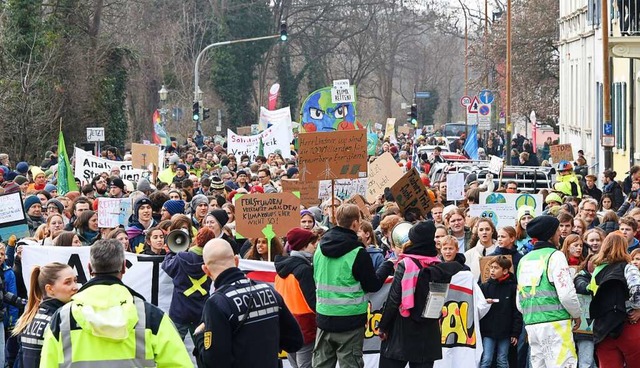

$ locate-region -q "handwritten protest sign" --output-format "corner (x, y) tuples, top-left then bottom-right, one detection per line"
(74, 147), (144, 186)
(446, 172), (465, 201)
(131, 143), (160, 169)
(390, 168), (433, 217)
(366, 152), (403, 203)
(318, 178), (367, 202)
(0, 192), (29, 241)
(550, 143), (573, 163)
(488, 155), (504, 175)
(397, 125), (411, 135)
(235, 193), (300, 238)
(298, 130), (367, 180)
(346, 194), (369, 216)
(97, 198), (122, 228)
(281, 179), (320, 208)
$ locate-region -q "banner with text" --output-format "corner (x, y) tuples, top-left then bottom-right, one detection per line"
(74, 147), (144, 185)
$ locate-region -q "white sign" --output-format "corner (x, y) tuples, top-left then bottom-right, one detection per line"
(332, 79), (350, 89)
(0, 192), (26, 224)
(488, 155), (504, 175)
(227, 129), (261, 160)
(331, 86), (355, 103)
(446, 172), (465, 201)
(74, 147), (144, 186)
(460, 95), (472, 107)
(374, 123), (383, 131)
(97, 198), (122, 228)
(467, 96), (480, 113)
(318, 178), (367, 201)
(227, 125), (292, 162)
(86, 127), (105, 142)
(469, 193), (543, 228)
(258, 106), (292, 133)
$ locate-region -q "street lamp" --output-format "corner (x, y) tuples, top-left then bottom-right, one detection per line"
(158, 85), (168, 102)
(158, 85), (169, 126)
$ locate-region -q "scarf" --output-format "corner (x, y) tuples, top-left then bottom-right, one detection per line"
(398, 254), (441, 317)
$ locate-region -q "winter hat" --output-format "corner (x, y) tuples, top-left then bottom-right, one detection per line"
(2, 182), (19, 194)
(14, 176), (28, 186)
(287, 228), (315, 251)
(163, 200), (185, 216)
(210, 209), (229, 227)
(408, 220), (437, 253)
(23, 196), (41, 212)
(176, 164), (188, 173)
(390, 146), (398, 154)
(210, 177), (225, 190)
(169, 154), (180, 165)
(545, 192), (563, 205)
(286, 167), (299, 178)
(31, 166), (45, 179)
(224, 180), (238, 191)
(250, 185), (264, 194)
(300, 210), (316, 227)
(517, 205), (535, 221)
(46, 199), (64, 213)
(16, 162), (29, 174)
(134, 197), (153, 217)
(44, 183), (57, 193)
(190, 194), (209, 212)
(5, 172), (17, 182)
(526, 216), (560, 241)
(111, 178), (125, 191)
(0, 166), (8, 175)
(137, 178), (152, 193)
(307, 206), (323, 223)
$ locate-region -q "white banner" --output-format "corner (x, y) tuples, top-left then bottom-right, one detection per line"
(227, 125), (292, 161)
(74, 147), (144, 186)
(227, 129), (261, 161)
(258, 106), (292, 134)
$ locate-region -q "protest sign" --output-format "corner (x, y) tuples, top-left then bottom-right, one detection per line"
(74, 147), (144, 186)
(298, 130), (367, 180)
(488, 155), (504, 175)
(318, 178), (367, 201)
(346, 194), (369, 215)
(131, 143), (160, 169)
(366, 152), (403, 203)
(259, 106), (292, 132)
(446, 172), (465, 201)
(397, 125), (411, 136)
(280, 179), (319, 208)
(235, 192), (300, 238)
(0, 192), (29, 241)
(97, 198), (121, 228)
(479, 255), (514, 283)
(469, 192), (543, 228)
(384, 118), (397, 144)
(227, 129), (261, 161)
(236, 126), (252, 135)
(550, 143), (573, 163)
(261, 124), (292, 159)
(390, 168), (433, 217)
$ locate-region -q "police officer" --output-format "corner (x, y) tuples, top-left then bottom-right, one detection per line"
(39, 239), (191, 367)
(194, 238), (303, 368)
(516, 216), (581, 368)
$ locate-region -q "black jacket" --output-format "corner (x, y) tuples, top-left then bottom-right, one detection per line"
(194, 267), (303, 368)
(378, 260), (464, 363)
(479, 273), (522, 339)
(589, 262), (630, 344)
(314, 226), (385, 332)
(583, 185), (602, 203)
(21, 298), (65, 368)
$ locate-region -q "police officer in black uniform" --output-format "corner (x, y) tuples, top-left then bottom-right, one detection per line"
(194, 238), (303, 368)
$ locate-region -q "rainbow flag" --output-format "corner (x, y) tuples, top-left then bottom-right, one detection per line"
(152, 110), (170, 146)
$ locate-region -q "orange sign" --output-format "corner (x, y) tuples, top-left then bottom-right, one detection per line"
(235, 192), (300, 238)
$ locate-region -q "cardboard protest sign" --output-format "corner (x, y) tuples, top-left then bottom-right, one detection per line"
(280, 179), (320, 208)
(550, 143), (573, 163)
(318, 178), (367, 202)
(74, 147), (144, 186)
(397, 125), (411, 135)
(479, 255), (514, 283)
(297, 130), (367, 180)
(366, 152), (403, 203)
(446, 172), (465, 201)
(97, 198), (122, 228)
(131, 143), (160, 169)
(346, 194), (369, 217)
(235, 192), (300, 239)
(469, 192), (543, 228)
(390, 168), (433, 217)
(0, 192), (29, 241)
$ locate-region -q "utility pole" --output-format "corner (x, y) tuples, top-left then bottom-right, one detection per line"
(602, 0), (613, 169)
(505, 0), (512, 164)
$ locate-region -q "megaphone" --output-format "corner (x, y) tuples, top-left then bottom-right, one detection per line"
(166, 229), (191, 253)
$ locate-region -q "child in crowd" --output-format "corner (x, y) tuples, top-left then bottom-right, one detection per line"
(479, 256), (522, 368)
(142, 227), (167, 255)
(631, 249), (640, 268)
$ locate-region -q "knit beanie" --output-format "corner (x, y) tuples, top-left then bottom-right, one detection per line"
(137, 178), (152, 193)
(408, 220), (437, 254)
(210, 209), (229, 228)
(24, 196), (41, 212)
(14, 176), (28, 186)
(16, 162), (29, 174)
(163, 200), (185, 216)
(191, 194), (209, 212)
(287, 228), (315, 251)
(134, 197), (153, 217)
(545, 192), (563, 205)
(111, 178), (125, 191)
(44, 183), (57, 193)
(526, 216), (560, 241)
(46, 199), (64, 213)
(517, 206), (535, 221)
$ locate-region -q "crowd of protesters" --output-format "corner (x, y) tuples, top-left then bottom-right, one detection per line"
(0, 128), (637, 367)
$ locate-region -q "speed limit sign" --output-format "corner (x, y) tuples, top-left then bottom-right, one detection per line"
(460, 95), (472, 107)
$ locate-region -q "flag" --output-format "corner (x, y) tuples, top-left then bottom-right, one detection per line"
(57, 131), (79, 195)
(463, 124), (479, 160)
(152, 110), (170, 146)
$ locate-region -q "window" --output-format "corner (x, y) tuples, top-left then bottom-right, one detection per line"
(612, 82), (627, 150)
(587, 0), (601, 27)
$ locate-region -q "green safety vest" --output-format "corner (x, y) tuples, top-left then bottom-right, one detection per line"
(517, 247), (571, 325)
(314, 247), (367, 316)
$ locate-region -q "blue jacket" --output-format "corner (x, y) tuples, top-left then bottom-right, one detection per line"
(628, 238), (640, 253)
(3, 264), (18, 328)
(161, 248), (211, 324)
(366, 247), (385, 271)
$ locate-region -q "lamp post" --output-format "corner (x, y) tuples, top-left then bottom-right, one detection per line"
(458, 0), (469, 138)
(158, 84), (168, 126)
(505, 0), (512, 164)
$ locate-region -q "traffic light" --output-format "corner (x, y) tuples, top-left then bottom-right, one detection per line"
(202, 107), (211, 121)
(407, 104), (418, 125)
(192, 102), (200, 121)
(280, 22), (288, 41)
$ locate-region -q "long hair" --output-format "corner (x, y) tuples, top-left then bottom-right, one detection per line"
(592, 232), (631, 266)
(74, 210), (96, 231)
(53, 231), (77, 247)
(245, 237), (284, 261)
(169, 214), (195, 240)
(561, 234), (585, 264)
(469, 218), (497, 247)
(359, 221), (377, 247)
(13, 262), (71, 336)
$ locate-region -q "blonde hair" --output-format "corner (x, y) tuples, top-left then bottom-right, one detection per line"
(593, 232), (631, 266)
(440, 235), (459, 250)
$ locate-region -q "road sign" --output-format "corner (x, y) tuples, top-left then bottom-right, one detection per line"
(468, 96), (480, 114)
(479, 105), (490, 116)
(415, 91), (431, 98)
(478, 104), (491, 130)
(479, 89), (494, 105)
(460, 95), (472, 107)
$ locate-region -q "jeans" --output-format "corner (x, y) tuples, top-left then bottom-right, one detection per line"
(517, 324), (530, 368)
(312, 327), (364, 368)
(288, 342), (313, 368)
(576, 339), (595, 368)
(480, 337), (510, 368)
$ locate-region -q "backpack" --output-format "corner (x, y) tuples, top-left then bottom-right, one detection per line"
(406, 258), (464, 322)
